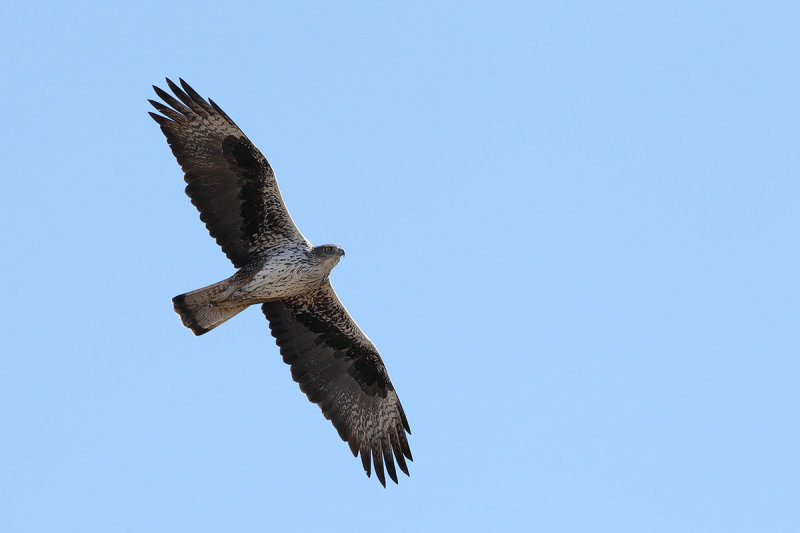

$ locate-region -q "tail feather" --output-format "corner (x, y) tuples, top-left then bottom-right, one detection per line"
(172, 281), (247, 335)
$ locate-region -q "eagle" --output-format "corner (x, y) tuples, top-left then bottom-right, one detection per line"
(148, 78), (412, 486)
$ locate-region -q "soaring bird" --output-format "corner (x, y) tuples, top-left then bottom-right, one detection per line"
(148, 79), (412, 486)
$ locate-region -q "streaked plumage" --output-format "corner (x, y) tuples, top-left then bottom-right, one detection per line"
(149, 78), (411, 486)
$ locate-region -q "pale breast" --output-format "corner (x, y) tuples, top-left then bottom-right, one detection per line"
(229, 245), (330, 303)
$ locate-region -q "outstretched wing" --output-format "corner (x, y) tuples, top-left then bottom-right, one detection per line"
(262, 283), (412, 486)
(149, 78), (306, 268)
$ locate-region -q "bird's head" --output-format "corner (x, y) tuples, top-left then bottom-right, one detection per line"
(312, 244), (346, 268)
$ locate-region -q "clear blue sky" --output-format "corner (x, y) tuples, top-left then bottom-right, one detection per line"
(2, 1), (798, 531)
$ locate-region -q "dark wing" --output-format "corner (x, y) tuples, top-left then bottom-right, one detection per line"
(149, 78), (306, 268)
(262, 282), (412, 487)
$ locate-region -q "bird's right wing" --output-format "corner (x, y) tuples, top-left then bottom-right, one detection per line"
(149, 78), (306, 268)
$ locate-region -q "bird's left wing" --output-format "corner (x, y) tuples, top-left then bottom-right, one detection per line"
(262, 282), (412, 486)
(149, 78), (306, 268)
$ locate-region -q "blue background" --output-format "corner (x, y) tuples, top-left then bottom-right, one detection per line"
(2, 1), (798, 531)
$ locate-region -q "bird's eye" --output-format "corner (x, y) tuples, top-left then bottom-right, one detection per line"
(324, 246), (331, 253)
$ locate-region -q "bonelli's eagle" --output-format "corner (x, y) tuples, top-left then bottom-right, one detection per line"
(149, 79), (412, 486)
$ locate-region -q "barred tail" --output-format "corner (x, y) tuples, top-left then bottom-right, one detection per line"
(172, 281), (247, 336)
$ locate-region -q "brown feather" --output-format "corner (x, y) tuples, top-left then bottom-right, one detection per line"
(262, 282), (412, 486)
(149, 78), (306, 268)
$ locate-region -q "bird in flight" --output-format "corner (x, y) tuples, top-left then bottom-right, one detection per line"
(148, 78), (412, 486)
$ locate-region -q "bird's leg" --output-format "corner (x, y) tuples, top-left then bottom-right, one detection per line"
(209, 284), (240, 308)
(210, 268), (259, 308)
